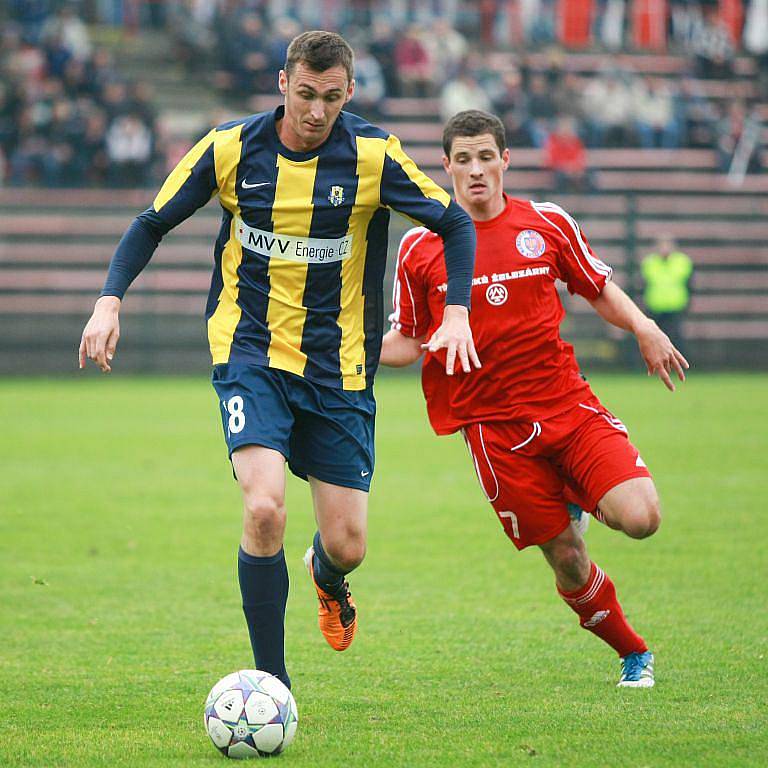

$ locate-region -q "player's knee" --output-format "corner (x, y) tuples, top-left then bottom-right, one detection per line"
(242, 494), (285, 540)
(323, 536), (366, 573)
(622, 497), (662, 539)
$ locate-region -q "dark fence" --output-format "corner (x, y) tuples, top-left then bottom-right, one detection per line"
(0, 187), (766, 375)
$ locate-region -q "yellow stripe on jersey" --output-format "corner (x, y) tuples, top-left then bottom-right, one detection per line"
(207, 124), (244, 364)
(338, 136), (387, 388)
(385, 135), (451, 208)
(266, 154), (318, 376)
(153, 129), (216, 213)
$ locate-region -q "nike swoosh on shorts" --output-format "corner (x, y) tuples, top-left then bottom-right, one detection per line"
(241, 180), (271, 189)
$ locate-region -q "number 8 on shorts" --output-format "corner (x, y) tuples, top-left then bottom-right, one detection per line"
(226, 395), (245, 435)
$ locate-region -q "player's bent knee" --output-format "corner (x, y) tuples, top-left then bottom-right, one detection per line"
(324, 538), (366, 573)
(623, 499), (661, 539)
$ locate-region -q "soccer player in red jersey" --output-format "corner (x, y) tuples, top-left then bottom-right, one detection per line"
(380, 110), (689, 688)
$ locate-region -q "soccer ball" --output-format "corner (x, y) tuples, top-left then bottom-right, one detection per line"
(204, 669), (298, 758)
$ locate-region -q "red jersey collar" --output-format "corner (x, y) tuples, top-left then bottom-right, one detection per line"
(470, 193), (512, 230)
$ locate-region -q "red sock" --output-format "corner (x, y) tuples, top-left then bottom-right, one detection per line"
(558, 562), (648, 657)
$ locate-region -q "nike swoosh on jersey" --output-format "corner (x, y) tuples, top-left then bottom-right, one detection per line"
(241, 180), (271, 189)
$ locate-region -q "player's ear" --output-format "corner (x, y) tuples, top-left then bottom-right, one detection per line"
(501, 147), (510, 171)
(442, 155), (452, 175)
(278, 70), (288, 95)
(345, 78), (355, 103)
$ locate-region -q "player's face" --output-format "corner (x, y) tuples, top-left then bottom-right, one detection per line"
(443, 134), (509, 216)
(278, 63), (354, 151)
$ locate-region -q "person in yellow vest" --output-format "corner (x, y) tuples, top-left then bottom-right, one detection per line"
(641, 234), (693, 356)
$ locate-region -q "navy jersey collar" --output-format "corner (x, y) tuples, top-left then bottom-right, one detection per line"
(270, 105), (345, 161)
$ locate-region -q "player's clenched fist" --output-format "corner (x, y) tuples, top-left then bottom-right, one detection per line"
(423, 304), (482, 376)
(79, 296), (121, 373)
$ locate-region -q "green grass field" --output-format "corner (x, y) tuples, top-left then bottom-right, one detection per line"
(1, 373), (766, 767)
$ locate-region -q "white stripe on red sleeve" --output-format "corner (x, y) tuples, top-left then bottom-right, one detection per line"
(390, 226), (430, 336)
(531, 202), (612, 297)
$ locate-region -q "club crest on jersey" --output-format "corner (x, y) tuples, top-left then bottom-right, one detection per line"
(486, 283), (508, 306)
(328, 185), (345, 206)
(516, 229), (546, 259)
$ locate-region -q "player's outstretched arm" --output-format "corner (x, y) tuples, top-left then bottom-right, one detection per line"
(380, 329), (425, 367)
(423, 304), (481, 376)
(79, 296), (121, 373)
(589, 281), (689, 391)
(77, 128), (220, 373)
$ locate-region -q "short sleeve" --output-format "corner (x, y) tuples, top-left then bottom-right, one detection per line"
(389, 227), (432, 338)
(531, 201), (612, 300)
(380, 134), (451, 230)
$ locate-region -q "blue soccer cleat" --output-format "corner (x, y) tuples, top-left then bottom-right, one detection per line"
(617, 651), (655, 688)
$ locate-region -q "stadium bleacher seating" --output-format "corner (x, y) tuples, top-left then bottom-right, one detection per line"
(1, 181), (766, 373)
(2, 21), (766, 372)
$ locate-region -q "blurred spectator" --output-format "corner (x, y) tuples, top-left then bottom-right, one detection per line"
(9, 0), (50, 45)
(75, 108), (109, 184)
(640, 234), (693, 356)
(41, 5), (92, 62)
(677, 73), (720, 147)
(522, 0), (558, 44)
(0, 6), (159, 188)
(213, 11), (270, 97)
(167, 0), (215, 73)
(395, 25), (434, 97)
(106, 113), (154, 187)
(715, 99), (764, 174)
(100, 80), (131, 122)
(632, 75), (681, 148)
(425, 18), (468, 84)
(525, 72), (558, 147)
(552, 70), (583, 119)
(582, 68), (634, 147)
(349, 45), (386, 119)
(670, 0), (699, 50)
(368, 19), (398, 97)
(440, 70), (491, 122)
(0, 83), (21, 161)
(597, 0), (626, 50)
(690, 6), (735, 79)
(266, 17), (301, 75)
(744, 0), (768, 99)
(543, 115), (593, 192)
(492, 66), (531, 147)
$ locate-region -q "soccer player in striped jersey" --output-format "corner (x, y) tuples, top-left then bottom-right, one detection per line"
(79, 32), (480, 689)
(381, 110), (689, 688)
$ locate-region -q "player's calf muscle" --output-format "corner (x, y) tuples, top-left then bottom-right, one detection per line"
(540, 530), (590, 591)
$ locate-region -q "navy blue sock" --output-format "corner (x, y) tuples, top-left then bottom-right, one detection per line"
(312, 531), (345, 596)
(237, 546), (291, 690)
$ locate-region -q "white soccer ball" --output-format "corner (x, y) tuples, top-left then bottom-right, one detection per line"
(204, 670), (298, 758)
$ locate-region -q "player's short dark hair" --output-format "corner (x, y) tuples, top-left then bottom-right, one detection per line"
(442, 110), (507, 157)
(285, 31), (354, 82)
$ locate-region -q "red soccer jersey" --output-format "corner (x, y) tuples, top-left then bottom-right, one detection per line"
(391, 195), (613, 434)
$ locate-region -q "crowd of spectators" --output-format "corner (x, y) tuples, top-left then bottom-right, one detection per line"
(1, 3), (161, 187)
(167, 1), (765, 185)
(1, 1), (767, 189)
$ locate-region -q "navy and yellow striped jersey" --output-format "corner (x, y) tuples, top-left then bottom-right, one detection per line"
(145, 106), (453, 390)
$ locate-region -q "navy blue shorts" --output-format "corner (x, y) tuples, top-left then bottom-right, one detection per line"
(211, 364), (376, 492)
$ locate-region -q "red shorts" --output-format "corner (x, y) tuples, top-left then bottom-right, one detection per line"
(461, 397), (652, 550)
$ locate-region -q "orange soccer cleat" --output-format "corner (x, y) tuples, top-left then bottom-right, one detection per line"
(303, 546), (357, 651)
